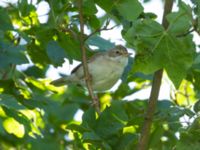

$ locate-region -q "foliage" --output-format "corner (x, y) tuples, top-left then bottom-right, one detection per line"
(0, 0), (200, 149)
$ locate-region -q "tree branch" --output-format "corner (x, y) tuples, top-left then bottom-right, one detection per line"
(137, 1), (173, 150)
(78, 0), (100, 114)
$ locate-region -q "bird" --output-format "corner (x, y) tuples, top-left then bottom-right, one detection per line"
(50, 45), (130, 92)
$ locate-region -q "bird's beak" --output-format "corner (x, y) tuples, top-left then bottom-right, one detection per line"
(124, 52), (132, 57)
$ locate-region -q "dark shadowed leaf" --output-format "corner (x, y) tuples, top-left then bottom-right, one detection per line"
(86, 35), (115, 50)
(0, 8), (13, 30)
(46, 41), (67, 67)
(95, 101), (128, 138)
(0, 94), (25, 110)
(0, 43), (28, 69)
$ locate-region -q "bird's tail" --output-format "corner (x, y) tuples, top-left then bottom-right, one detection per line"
(50, 76), (76, 86)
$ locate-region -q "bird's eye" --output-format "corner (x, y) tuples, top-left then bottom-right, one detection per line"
(116, 50), (120, 54)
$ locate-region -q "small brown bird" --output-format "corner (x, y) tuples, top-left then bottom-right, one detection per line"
(51, 45), (130, 91)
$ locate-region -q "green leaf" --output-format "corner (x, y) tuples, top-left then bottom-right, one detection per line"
(86, 35), (115, 50)
(45, 102), (79, 124)
(0, 94), (25, 110)
(46, 41), (67, 67)
(0, 7), (13, 30)
(167, 1), (193, 35)
(177, 127), (200, 150)
(0, 118), (6, 135)
(0, 43), (28, 69)
(2, 106), (32, 134)
(95, 0), (115, 12)
(157, 100), (174, 110)
(82, 107), (96, 129)
(149, 125), (164, 148)
(87, 15), (101, 30)
(83, 0), (97, 15)
(24, 65), (46, 78)
(30, 137), (61, 150)
(17, 0), (36, 17)
(116, 0), (143, 21)
(95, 101), (128, 138)
(124, 19), (164, 73)
(156, 34), (194, 88)
(82, 131), (101, 142)
(124, 19), (164, 51)
(194, 100), (200, 113)
(124, 19), (195, 88)
(115, 133), (138, 150)
(57, 32), (82, 62)
(27, 41), (50, 67)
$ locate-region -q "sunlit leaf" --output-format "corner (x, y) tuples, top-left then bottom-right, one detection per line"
(3, 117), (25, 138)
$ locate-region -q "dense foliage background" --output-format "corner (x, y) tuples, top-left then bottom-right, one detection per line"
(0, 0), (200, 149)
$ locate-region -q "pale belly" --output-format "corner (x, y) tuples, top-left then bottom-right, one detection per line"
(74, 55), (128, 91)
(88, 56), (128, 91)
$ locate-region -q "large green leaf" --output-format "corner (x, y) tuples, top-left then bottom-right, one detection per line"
(95, 0), (115, 12)
(46, 41), (67, 67)
(124, 19), (164, 73)
(2, 106), (32, 134)
(44, 102), (79, 125)
(95, 101), (128, 138)
(29, 137), (62, 150)
(0, 94), (25, 110)
(154, 34), (195, 88)
(116, 0), (143, 21)
(0, 43), (28, 69)
(57, 32), (82, 62)
(83, 0), (97, 15)
(167, 1), (193, 35)
(0, 7), (13, 30)
(96, 0), (143, 21)
(114, 133), (137, 150)
(81, 107), (96, 129)
(27, 41), (50, 67)
(124, 19), (195, 88)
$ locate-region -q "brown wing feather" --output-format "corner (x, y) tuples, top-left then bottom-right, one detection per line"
(71, 52), (106, 74)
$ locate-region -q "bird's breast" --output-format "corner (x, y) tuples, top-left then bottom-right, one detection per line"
(87, 55), (128, 91)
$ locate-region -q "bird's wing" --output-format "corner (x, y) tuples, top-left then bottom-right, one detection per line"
(71, 63), (82, 74)
(71, 52), (105, 74)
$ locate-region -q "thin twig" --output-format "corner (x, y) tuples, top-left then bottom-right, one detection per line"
(84, 24), (118, 41)
(176, 28), (195, 37)
(78, 0), (100, 114)
(137, 0), (173, 150)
